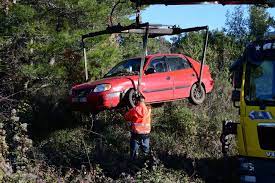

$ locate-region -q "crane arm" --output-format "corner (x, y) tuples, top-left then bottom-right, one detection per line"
(131, 0), (275, 6)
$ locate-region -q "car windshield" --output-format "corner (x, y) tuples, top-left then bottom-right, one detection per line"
(245, 60), (275, 103)
(105, 58), (144, 77)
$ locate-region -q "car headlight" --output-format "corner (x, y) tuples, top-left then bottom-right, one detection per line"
(93, 84), (112, 93)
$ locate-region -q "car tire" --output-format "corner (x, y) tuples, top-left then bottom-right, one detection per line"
(190, 83), (206, 105)
(126, 89), (138, 108)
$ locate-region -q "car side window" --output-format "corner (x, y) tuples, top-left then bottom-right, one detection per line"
(148, 57), (168, 73)
(166, 57), (191, 71)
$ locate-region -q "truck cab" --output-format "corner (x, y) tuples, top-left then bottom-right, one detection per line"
(227, 32), (275, 182)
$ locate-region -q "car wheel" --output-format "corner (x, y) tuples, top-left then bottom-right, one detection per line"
(126, 89), (138, 108)
(190, 83), (206, 105)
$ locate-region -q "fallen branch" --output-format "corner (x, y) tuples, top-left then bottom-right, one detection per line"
(0, 91), (23, 103)
(0, 83), (51, 103)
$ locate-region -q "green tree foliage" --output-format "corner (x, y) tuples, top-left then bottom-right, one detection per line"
(225, 6), (247, 44)
(0, 0), (135, 82)
(0, 0), (139, 120)
(225, 5), (274, 41)
(248, 6), (274, 40)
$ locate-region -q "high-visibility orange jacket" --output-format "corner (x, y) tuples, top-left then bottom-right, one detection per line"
(124, 102), (151, 134)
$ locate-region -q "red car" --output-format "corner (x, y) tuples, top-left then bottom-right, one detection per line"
(69, 54), (214, 112)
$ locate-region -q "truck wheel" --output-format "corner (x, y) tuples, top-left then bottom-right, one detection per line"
(190, 83), (206, 105)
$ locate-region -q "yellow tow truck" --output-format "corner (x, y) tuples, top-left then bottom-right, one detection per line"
(220, 32), (275, 182)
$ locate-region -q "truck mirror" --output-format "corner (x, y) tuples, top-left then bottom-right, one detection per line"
(232, 90), (240, 108)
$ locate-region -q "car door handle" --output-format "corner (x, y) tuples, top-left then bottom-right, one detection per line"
(166, 76), (170, 80)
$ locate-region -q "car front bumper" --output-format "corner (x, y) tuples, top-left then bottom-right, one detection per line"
(69, 91), (122, 112)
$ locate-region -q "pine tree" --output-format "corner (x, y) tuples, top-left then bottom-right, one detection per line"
(225, 6), (247, 44)
(248, 6), (274, 40)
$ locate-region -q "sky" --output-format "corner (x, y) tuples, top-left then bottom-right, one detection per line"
(142, 5), (275, 30)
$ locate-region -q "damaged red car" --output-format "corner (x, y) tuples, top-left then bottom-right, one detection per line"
(69, 53), (214, 113)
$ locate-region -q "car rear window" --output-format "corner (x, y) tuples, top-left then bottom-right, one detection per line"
(166, 57), (191, 71)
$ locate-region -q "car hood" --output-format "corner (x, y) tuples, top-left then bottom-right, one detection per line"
(72, 76), (136, 90)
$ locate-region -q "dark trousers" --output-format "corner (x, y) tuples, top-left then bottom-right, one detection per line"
(130, 133), (150, 160)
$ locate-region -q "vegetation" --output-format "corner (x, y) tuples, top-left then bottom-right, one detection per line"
(0, 2), (274, 182)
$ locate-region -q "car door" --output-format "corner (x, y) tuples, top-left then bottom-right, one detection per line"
(142, 56), (174, 103)
(166, 56), (197, 99)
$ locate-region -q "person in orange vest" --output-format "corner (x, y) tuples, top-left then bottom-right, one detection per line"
(124, 95), (151, 160)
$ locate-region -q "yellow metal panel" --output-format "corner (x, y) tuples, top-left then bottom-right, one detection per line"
(237, 118), (246, 155)
(243, 105), (275, 159)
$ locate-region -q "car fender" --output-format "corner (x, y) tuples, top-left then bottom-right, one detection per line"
(119, 76), (146, 101)
(120, 77), (137, 100)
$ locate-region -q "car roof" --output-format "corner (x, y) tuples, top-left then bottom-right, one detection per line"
(146, 53), (184, 59)
(126, 53), (185, 61)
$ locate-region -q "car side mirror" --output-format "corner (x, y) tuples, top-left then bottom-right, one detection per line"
(145, 68), (156, 75)
(232, 90), (240, 108)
